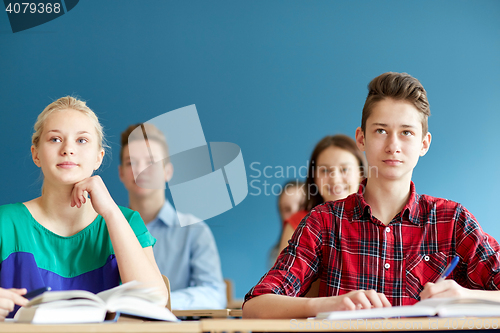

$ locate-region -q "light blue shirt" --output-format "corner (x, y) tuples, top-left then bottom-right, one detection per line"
(146, 201), (226, 310)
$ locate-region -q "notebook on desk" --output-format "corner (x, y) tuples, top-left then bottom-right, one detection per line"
(14, 282), (178, 324)
(316, 298), (500, 320)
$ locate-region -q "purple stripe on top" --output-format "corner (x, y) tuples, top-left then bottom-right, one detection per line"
(0, 252), (120, 318)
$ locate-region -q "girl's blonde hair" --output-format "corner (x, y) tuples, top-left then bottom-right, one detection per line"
(32, 96), (108, 152)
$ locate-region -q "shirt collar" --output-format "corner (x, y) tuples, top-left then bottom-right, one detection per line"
(154, 201), (180, 227)
(353, 179), (421, 225)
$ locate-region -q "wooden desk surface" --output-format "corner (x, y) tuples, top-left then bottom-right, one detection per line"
(172, 308), (242, 318)
(1, 317), (499, 333)
(200, 317), (500, 332)
(0, 321), (200, 333)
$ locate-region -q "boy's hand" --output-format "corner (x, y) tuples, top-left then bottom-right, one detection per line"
(420, 280), (471, 300)
(70, 175), (118, 219)
(0, 288), (28, 321)
(314, 289), (391, 312)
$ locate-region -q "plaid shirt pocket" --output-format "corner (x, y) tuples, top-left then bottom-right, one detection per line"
(405, 252), (448, 301)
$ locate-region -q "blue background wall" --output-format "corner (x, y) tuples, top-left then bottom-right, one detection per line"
(1, 1), (499, 299)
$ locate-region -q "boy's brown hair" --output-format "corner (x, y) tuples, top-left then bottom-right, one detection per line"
(361, 72), (431, 136)
(120, 123), (170, 164)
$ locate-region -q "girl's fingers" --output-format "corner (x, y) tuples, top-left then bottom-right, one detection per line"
(9, 288), (27, 296)
(72, 181), (88, 208)
(0, 289), (28, 312)
(13, 294), (28, 307)
(0, 299), (14, 312)
(71, 184), (78, 207)
(76, 187), (82, 207)
(6, 291), (28, 307)
(0, 308), (9, 321)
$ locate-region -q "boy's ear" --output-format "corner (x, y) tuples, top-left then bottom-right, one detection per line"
(31, 145), (41, 168)
(118, 164), (124, 182)
(164, 162), (174, 183)
(420, 132), (432, 156)
(355, 127), (366, 152)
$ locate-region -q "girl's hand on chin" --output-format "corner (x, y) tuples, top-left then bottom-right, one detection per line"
(70, 175), (117, 218)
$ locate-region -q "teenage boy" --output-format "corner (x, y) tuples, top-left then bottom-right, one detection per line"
(118, 124), (227, 310)
(242, 72), (500, 319)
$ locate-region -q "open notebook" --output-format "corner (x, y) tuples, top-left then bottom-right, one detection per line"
(14, 281), (178, 324)
(316, 298), (500, 320)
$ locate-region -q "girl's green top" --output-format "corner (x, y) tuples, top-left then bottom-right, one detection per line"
(0, 202), (156, 317)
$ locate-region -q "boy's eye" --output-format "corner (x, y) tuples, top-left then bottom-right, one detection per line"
(402, 130), (413, 136)
(376, 129), (386, 134)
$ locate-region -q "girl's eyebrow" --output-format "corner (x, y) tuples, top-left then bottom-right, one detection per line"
(47, 129), (92, 135)
(317, 163), (355, 167)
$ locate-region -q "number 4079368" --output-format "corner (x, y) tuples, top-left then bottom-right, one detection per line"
(5, 2), (61, 14)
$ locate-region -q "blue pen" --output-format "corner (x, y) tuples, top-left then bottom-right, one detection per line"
(436, 256), (460, 283)
(24, 286), (51, 300)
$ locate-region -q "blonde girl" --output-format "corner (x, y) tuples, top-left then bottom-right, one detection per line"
(0, 97), (167, 320)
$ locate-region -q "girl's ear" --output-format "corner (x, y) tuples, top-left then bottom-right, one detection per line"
(94, 149), (105, 170)
(31, 145), (41, 168)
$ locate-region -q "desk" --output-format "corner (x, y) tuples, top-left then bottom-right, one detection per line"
(172, 309), (242, 318)
(0, 321), (200, 333)
(1, 317), (499, 333)
(200, 317), (500, 332)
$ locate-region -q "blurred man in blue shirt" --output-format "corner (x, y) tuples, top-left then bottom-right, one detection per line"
(118, 124), (226, 309)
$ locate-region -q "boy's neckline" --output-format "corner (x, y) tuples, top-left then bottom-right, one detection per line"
(362, 178), (412, 226)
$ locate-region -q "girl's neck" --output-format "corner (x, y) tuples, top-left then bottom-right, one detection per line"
(128, 190), (165, 224)
(26, 182), (98, 237)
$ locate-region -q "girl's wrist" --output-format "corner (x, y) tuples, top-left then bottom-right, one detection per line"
(100, 205), (122, 223)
